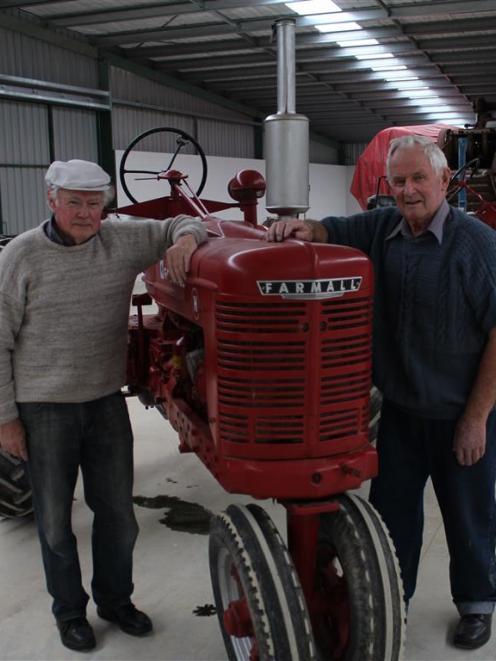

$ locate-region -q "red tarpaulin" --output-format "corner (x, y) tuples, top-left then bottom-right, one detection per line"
(350, 124), (452, 210)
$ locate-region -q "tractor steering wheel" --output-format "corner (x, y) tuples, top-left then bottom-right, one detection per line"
(119, 126), (208, 204)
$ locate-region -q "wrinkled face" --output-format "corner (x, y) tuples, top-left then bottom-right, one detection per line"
(48, 188), (105, 244)
(388, 145), (451, 231)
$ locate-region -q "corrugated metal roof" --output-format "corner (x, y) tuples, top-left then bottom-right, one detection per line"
(2, 0), (495, 142)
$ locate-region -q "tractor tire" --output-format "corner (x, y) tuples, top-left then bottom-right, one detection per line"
(0, 237), (31, 518)
(314, 494), (405, 661)
(209, 503), (316, 661)
(0, 450), (33, 518)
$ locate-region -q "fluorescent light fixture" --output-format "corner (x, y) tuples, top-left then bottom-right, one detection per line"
(425, 112), (474, 120)
(337, 38), (378, 47)
(340, 47), (392, 57)
(391, 82), (429, 91)
(385, 75), (419, 82)
(356, 52), (394, 60)
(411, 97), (441, 106)
(371, 64), (407, 71)
(407, 89), (440, 98)
(286, 0), (341, 14)
(317, 21), (361, 32)
(435, 119), (466, 126)
(312, 12), (357, 23)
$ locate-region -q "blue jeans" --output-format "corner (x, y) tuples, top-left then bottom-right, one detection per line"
(20, 392), (139, 622)
(369, 399), (496, 615)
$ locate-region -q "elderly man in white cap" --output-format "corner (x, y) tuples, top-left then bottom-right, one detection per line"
(0, 159), (207, 652)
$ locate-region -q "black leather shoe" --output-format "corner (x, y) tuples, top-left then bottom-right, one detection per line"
(97, 603), (153, 636)
(453, 613), (492, 650)
(57, 617), (96, 652)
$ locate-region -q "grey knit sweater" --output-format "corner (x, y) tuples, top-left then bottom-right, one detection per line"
(0, 215), (207, 423)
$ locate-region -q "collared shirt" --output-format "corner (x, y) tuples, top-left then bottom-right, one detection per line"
(385, 198), (449, 245)
(44, 215), (75, 246)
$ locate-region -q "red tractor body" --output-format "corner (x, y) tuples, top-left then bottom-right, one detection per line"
(117, 150), (404, 659)
(127, 208), (376, 501)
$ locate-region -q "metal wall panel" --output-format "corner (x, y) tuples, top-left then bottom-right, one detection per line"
(0, 167), (47, 235)
(110, 67), (250, 123)
(112, 106), (196, 152)
(0, 26), (98, 88)
(0, 100), (49, 165)
(52, 107), (98, 161)
(343, 142), (369, 166)
(197, 118), (254, 158)
(309, 139), (339, 165)
(0, 100), (50, 234)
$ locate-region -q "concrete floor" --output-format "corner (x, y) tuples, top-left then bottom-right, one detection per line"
(1, 397), (495, 661)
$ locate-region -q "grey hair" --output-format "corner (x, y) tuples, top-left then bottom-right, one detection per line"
(386, 134), (448, 180)
(46, 183), (115, 206)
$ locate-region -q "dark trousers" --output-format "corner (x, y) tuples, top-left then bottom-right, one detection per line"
(20, 392), (139, 622)
(369, 399), (496, 615)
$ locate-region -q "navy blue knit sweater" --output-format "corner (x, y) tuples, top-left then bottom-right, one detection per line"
(321, 206), (496, 418)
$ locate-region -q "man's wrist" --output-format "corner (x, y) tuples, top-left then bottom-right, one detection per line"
(305, 220), (327, 243)
(175, 233), (198, 245)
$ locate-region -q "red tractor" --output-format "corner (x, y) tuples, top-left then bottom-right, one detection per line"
(118, 117), (404, 660)
(121, 19), (405, 661)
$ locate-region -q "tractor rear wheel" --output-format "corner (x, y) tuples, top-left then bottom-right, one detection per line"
(313, 494), (405, 661)
(0, 450), (32, 518)
(209, 503), (316, 661)
(0, 237), (32, 519)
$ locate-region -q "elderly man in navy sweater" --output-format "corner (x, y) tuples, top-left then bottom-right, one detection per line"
(268, 135), (496, 651)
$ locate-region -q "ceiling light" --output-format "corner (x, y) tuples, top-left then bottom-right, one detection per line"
(356, 53), (394, 60)
(412, 97), (441, 106)
(371, 64), (407, 71)
(337, 38), (378, 47)
(316, 21), (361, 32)
(385, 75), (419, 82)
(425, 112), (475, 120)
(436, 119), (467, 126)
(286, 0), (341, 15)
(407, 89), (439, 98)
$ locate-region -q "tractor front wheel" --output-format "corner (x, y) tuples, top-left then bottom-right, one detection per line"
(313, 494), (405, 660)
(209, 503), (316, 661)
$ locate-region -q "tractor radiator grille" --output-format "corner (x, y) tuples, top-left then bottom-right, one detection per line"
(218, 412), (304, 445)
(255, 415), (305, 444)
(215, 297), (371, 451)
(218, 339), (305, 371)
(321, 296), (372, 330)
(218, 412), (248, 444)
(321, 373), (370, 405)
(319, 404), (369, 442)
(218, 376), (305, 408)
(216, 301), (306, 333)
(321, 333), (371, 369)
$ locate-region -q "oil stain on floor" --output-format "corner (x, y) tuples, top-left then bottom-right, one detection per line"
(133, 494), (213, 535)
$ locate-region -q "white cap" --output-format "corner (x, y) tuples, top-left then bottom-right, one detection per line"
(45, 159), (111, 191)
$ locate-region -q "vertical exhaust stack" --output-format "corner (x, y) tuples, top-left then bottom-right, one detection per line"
(264, 19), (310, 220)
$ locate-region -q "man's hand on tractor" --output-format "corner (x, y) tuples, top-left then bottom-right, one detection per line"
(266, 219), (328, 243)
(0, 418), (28, 460)
(166, 234), (200, 287)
